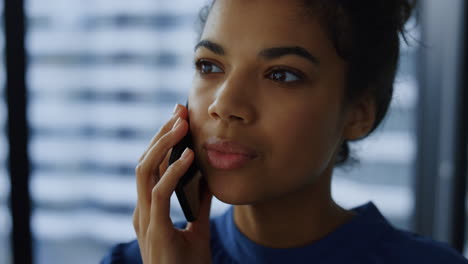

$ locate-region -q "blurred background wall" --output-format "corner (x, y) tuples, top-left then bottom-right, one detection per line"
(0, 0), (466, 264)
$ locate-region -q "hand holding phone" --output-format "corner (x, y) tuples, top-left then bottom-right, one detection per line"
(168, 100), (203, 222)
(133, 100), (212, 264)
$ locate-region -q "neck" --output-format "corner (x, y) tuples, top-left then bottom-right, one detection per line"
(233, 167), (356, 248)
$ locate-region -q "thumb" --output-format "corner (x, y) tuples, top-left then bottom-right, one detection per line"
(188, 178), (213, 236)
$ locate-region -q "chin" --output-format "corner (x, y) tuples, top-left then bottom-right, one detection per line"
(212, 189), (253, 205)
(202, 169), (262, 205)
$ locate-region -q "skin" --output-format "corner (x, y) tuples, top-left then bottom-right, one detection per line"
(133, 0), (376, 262)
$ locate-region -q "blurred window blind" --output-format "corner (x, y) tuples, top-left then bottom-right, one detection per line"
(26, 0), (212, 263)
(0, 1), (12, 263)
(332, 18), (420, 230)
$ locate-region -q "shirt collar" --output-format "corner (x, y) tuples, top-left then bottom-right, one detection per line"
(212, 201), (395, 264)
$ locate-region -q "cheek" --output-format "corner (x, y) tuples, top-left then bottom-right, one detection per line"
(188, 85), (213, 159)
(267, 107), (342, 182)
(187, 93), (204, 140)
(189, 78), (204, 106)
(188, 78), (212, 120)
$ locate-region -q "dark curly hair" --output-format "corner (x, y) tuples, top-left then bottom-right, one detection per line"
(195, 0), (417, 167)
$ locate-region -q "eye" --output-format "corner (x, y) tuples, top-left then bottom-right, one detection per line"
(266, 68), (303, 83)
(194, 59), (224, 74)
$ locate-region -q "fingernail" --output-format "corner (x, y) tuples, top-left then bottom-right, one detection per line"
(181, 148), (191, 160)
(172, 103), (180, 114)
(173, 117), (181, 129)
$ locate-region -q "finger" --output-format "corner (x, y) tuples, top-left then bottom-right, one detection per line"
(139, 116), (188, 191)
(135, 116), (188, 223)
(133, 206), (139, 230)
(157, 148), (173, 182)
(187, 179), (213, 237)
(132, 205), (140, 234)
(138, 104), (187, 162)
(149, 147), (194, 235)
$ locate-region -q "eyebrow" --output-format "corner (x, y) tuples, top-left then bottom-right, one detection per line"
(194, 39), (320, 66)
(194, 40), (226, 56)
(259, 46), (320, 66)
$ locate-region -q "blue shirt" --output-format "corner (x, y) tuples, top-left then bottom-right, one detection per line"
(100, 201), (468, 263)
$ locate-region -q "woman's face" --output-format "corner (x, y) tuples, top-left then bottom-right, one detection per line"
(188, 0), (350, 205)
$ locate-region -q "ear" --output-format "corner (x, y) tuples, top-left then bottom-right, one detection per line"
(342, 95), (377, 141)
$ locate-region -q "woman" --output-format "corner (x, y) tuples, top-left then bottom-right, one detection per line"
(102, 0), (468, 263)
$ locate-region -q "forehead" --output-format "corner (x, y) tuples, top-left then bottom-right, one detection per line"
(201, 0), (331, 54)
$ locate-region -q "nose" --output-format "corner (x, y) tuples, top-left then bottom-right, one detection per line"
(207, 71), (256, 125)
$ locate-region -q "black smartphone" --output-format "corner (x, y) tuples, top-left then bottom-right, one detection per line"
(168, 100), (203, 222)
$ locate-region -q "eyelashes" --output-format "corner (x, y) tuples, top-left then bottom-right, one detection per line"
(265, 67), (303, 83)
(194, 59), (223, 74)
(193, 59), (304, 84)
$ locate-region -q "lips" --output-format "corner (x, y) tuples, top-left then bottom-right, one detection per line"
(203, 137), (258, 170)
(203, 137), (258, 157)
